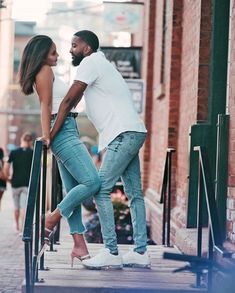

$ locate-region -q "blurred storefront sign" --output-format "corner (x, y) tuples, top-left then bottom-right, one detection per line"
(101, 46), (144, 113)
(126, 79), (145, 114)
(103, 1), (144, 33)
(101, 47), (141, 79)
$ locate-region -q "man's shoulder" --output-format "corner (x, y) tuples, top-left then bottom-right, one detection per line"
(24, 147), (33, 154)
(8, 147), (20, 162)
(10, 147), (20, 155)
(82, 51), (105, 64)
(12, 147), (33, 155)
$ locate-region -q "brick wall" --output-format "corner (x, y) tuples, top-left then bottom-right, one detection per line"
(143, 0), (212, 244)
(142, 0), (156, 191)
(175, 0), (201, 229)
(174, 0), (212, 229)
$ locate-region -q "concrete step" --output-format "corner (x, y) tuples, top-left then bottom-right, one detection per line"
(22, 243), (207, 293)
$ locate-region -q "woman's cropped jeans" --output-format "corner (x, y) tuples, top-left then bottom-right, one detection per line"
(94, 131), (147, 254)
(51, 116), (101, 234)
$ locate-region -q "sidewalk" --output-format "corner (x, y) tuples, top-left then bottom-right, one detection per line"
(0, 186), (25, 293)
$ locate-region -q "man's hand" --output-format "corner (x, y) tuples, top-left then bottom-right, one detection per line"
(50, 80), (87, 141)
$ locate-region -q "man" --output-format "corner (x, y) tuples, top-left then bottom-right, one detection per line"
(50, 30), (150, 269)
(5, 132), (33, 233)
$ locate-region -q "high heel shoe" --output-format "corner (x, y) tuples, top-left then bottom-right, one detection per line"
(44, 227), (57, 245)
(71, 251), (90, 268)
(43, 213), (58, 245)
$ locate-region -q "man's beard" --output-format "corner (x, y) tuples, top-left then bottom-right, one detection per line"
(72, 53), (85, 66)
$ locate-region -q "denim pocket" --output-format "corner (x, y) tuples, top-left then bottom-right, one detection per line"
(124, 132), (146, 156)
(107, 134), (123, 152)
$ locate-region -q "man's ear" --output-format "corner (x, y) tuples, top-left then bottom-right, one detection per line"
(84, 45), (92, 55)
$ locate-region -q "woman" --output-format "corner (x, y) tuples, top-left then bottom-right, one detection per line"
(0, 148), (7, 210)
(18, 35), (101, 265)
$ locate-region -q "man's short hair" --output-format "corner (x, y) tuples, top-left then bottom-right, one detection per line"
(21, 132), (33, 142)
(74, 30), (99, 52)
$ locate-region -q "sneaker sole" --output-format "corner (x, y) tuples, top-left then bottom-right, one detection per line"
(123, 263), (151, 269)
(83, 264), (123, 270)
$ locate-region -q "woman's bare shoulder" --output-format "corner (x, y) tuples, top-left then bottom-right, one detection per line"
(38, 64), (53, 76)
(36, 65), (54, 82)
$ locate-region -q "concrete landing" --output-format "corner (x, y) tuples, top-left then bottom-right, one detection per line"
(22, 223), (207, 293)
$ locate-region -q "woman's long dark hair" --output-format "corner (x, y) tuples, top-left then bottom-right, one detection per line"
(19, 35), (53, 95)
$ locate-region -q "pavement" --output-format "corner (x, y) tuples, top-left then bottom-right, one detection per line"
(0, 185), (25, 293)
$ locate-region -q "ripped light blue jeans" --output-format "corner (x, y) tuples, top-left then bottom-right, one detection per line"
(51, 116), (101, 234)
(94, 131), (147, 254)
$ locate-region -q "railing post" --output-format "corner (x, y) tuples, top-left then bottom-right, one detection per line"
(40, 146), (47, 270)
(208, 228), (213, 292)
(22, 140), (52, 290)
(215, 114), (229, 241)
(50, 155), (62, 249)
(167, 151), (172, 247)
(54, 169), (63, 244)
(24, 241), (32, 293)
(160, 148), (175, 247)
(161, 153), (168, 245)
(33, 177), (41, 283)
(196, 159), (203, 287)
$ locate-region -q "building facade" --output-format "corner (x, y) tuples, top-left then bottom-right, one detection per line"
(0, 0), (14, 152)
(142, 0), (235, 252)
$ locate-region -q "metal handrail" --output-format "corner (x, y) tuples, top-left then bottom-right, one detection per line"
(194, 146), (223, 250)
(164, 146), (231, 293)
(22, 140), (46, 293)
(193, 146), (232, 290)
(22, 140), (62, 293)
(160, 148), (175, 247)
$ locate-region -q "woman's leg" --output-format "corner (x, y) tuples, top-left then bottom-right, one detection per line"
(57, 160), (89, 258)
(51, 119), (101, 219)
(45, 158), (91, 257)
(57, 160), (85, 234)
(46, 118), (100, 252)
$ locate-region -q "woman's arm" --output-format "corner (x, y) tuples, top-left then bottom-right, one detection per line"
(35, 65), (54, 147)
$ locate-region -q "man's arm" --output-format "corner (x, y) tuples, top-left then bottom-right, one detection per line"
(50, 80), (87, 141)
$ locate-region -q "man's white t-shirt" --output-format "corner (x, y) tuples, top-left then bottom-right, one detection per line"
(74, 51), (147, 151)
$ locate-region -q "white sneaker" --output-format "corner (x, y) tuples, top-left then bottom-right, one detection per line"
(122, 249), (151, 268)
(82, 248), (123, 270)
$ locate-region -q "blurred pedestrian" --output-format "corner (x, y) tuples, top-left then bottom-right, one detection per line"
(50, 30), (150, 269)
(0, 148), (7, 210)
(18, 35), (100, 265)
(4, 133), (33, 233)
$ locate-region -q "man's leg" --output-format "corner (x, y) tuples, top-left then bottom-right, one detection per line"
(0, 190), (4, 210)
(14, 209), (20, 232)
(19, 187), (30, 232)
(121, 155), (151, 268)
(83, 132), (146, 269)
(12, 188), (21, 232)
(94, 134), (143, 254)
(122, 154), (147, 253)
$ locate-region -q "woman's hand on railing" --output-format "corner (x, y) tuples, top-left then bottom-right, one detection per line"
(37, 136), (50, 148)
